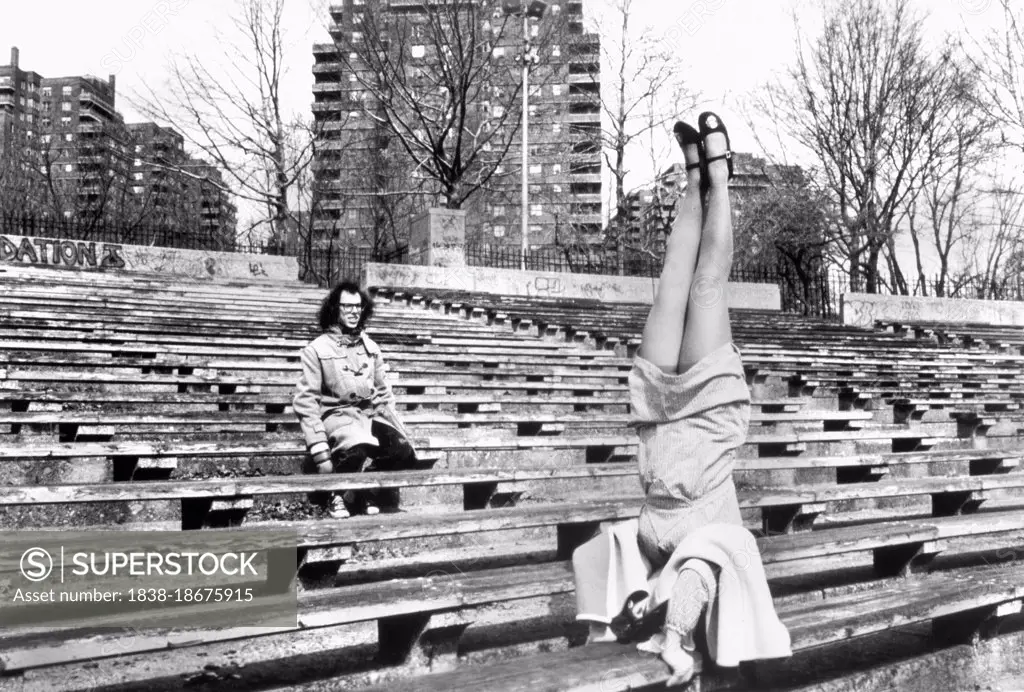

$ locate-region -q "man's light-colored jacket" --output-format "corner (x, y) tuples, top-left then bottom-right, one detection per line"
(292, 330), (413, 453)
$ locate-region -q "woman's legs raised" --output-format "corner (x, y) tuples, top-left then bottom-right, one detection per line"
(676, 127), (734, 373)
(638, 134), (704, 374)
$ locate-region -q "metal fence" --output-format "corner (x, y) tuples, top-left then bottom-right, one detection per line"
(0, 213), (256, 255)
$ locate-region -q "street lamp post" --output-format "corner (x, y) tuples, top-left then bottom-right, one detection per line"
(503, 0), (547, 270)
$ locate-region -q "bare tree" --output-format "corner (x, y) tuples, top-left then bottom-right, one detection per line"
(968, 0), (1024, 153)
(760, 0), (965, 293)
(132, 0), (310, 248)
(733, 167), (836, 313)
(952, 182), (1024, 299)
(899, 57), (994, 297)
(590, 0), (691, 238)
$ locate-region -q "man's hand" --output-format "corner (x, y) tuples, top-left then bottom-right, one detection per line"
(309, 441), (332, 473)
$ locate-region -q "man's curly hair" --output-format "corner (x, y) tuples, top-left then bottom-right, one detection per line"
(318, 280), (374, 332)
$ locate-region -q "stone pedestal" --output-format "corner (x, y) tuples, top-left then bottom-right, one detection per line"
(408, 208), (466, 267)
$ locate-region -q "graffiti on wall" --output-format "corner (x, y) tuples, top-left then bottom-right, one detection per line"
(0, 235), (125, 269)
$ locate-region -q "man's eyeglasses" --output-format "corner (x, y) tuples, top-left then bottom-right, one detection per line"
(339, 304), (362, 313)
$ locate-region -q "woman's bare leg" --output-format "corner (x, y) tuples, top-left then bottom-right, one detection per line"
(677, 128), (734, 373)
(638, 137), (704, 374)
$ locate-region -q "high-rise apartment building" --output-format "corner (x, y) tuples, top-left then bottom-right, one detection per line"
(1, 47), (237, 246)
(127, 122), (192, 219)
(127, 123), (238, 245)
(192, 161), (238, 246)
(310, 0), (602, 251)
(36, 73), (131, 213)
(0, 47), (43, 161)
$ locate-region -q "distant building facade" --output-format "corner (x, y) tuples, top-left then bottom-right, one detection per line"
(620, 153), (806, 265)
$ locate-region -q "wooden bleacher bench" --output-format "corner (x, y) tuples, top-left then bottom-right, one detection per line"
(2, 269), (1023, 689)
(4, 508), (1023, 689)
(350, 559), (1024, 691)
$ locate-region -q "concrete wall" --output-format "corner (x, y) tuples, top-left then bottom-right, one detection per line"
(842, 292), (1024, 328)
(0, 233), (298, 283)
(365, 262), (781, 309)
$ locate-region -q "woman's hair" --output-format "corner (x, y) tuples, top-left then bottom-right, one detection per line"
(318, 280), (374, 332)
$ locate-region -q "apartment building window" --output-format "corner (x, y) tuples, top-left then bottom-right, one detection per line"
(552, 123), (562, 135)
(551, 85), (562, 96)
(41, 86), (51, 97)
(551, 45), (561, 57)
(61, 101), (71, 111)
(132, 186), (144, 195)
(61, 117), (71, 126)
(0, 76), (10, 86)
(531, 204), (543, 216)
(553, 184), (562, 193)
(26, 114), (33, 123)
(41, 134), (51, 144)
(493, 105), (505, 117)
(41, 117), (50, 127)
(531, 24), (539, 37)
(352, 32), (363, 43)
(492, 46), (505, 58)
(528, 104), (537, 117)
(493, 225), (506, 237)
(135, 144), (142, 152)
(134, 158), (142, 166)
(65, 133), (73, 141)
(62, 86), (72, 96)
(492, 205), (505, 217)
(552, 163), (562, 175)
(64, 164), (73, 172)
(530, 164), (542, 175)
(349, 73), (358, 82)
(411, 45), (425, 58)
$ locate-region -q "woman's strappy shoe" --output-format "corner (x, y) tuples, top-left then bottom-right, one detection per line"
(697, 111), (734, 187)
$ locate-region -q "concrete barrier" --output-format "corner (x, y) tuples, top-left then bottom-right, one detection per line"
(365, 262), (781, 309)
(0, 233), (298, 283)
(842, 292), (1024, 328)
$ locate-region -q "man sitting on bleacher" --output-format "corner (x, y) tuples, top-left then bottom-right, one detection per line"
(293, 280), (417, 519)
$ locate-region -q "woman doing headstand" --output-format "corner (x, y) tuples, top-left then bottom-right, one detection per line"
(573, 111), (791, 686)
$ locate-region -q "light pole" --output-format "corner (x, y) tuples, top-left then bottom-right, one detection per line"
(503, 0), (547, 270)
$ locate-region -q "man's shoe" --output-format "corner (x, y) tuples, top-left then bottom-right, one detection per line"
(327, 494), (351, 519)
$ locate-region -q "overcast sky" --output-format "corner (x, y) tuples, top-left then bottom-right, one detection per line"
(0, 0), (1007, 232)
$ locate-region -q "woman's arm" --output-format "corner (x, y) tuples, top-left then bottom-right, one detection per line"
(293, 345), (331, 467)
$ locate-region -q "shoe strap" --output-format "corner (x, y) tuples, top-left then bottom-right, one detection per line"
(705, 152), (731, 164)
